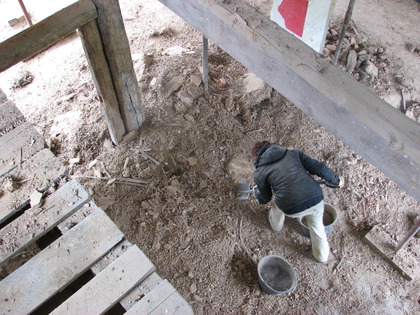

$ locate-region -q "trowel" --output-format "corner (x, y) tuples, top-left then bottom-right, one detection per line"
(236, 183), (254, 200)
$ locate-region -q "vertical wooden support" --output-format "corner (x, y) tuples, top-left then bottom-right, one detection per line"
(17, 0), (33, 26)
(79, 20), (126, 144)
(202, 35), (209, 91)
(92, 0), (144, 132)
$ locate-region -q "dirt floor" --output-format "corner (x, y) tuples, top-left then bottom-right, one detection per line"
(0, 0), (419, 314)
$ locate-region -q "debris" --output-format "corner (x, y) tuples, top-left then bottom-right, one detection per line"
(122, 158), (131, 178)
(8, 16), (26, 27)
(164, 76), (184, 97)
(12, 71), (34, 89)
(401, 89), (406, 111)
(29, 190), (43, 207)
(2, 176), (18, 192)
(346, 50), (357, 72)
(216, 77), (227, 88)
(115, 177), (148, 185)
(190, 73), (203, 87)
(88, 159), (98, 169)
(69, 156), (80, 165)
(360, 61), (379, 78)
(187, 157), (197, 166)
(139, 150), (160, 165)
(163, 46), (195, 56)
(190, 283), (197, 294)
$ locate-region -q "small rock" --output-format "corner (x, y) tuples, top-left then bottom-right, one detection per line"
(143, 54), (154, 66)
(193, 295), (204, 303)
(326, 44), (337, 51)
(30, 190), (43, 207)
(217, 78), (227, 88)
(357, 53), (370, 61)
(190, 73), (202, 87)
(330, 28), (338, 36)
(346, 50), (358, 72)
(190, 283), (197, 294)
(69, 156), (80, 165)
(377, 47), (385, 54)
(360, 61), (379, 78)
(12, 71), (34, 89)
(164, 76), (184, 97)
(187, 157), (198, 166)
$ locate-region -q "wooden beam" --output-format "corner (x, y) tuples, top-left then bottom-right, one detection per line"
(92, 0), (145, 132)
(79, 20), (126, 144)
(158, 0), (420, 201)
(0, 0), (97, 72)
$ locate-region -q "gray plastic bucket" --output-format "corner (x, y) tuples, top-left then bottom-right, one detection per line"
(298, 203), (338, 238)
(257, 255), (297, 296)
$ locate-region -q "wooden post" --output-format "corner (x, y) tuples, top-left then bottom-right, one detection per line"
(79, 20), (126, 144)
(333, 0), (357, 65)
(202, 36), (209, 91)
(91, 0), (144, 132)
(17, 0), (33, 26)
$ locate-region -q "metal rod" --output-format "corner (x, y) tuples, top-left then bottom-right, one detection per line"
(17, 0), (33, 26)
(395, 217), (420, 254)
(202, 35), (209, 91)
(333, 0), (356, 65)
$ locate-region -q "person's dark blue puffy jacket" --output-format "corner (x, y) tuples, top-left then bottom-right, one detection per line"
(253, 144), (339, 215)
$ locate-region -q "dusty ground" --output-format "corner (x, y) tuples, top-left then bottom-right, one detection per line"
(0, 0), (419, 314)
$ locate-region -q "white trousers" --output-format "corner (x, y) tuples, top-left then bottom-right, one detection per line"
(269, 200), (330, 263)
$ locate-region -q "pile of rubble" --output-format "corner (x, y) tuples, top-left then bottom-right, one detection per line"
(323, 22), (419, 123)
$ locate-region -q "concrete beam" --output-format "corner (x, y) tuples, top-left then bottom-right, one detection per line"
(158, 0), (419, 201)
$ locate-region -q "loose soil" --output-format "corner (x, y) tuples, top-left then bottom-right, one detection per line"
(0, 0), (419, 314)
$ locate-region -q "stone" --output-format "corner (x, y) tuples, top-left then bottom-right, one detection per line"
(326, 44), (337, 51)
(346, 50), (358, 72)
(164, 76), (184, 97)
(361, 61), (379, 78)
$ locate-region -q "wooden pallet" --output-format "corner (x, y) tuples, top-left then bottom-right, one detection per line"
(0, 90), (193, 314)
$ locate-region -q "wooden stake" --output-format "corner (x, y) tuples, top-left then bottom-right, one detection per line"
(202, 35), (209, 91)
(333, 0), (357, 65)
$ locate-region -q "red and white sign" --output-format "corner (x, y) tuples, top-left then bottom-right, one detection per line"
(270, 0), (334, 53)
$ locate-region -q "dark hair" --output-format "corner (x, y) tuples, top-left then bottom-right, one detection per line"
(252, 141), (271, 160)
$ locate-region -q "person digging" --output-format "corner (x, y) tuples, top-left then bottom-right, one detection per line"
(252, 141), (344, 264)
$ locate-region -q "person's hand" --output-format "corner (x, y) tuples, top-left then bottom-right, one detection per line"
(338, 176), (345, 188)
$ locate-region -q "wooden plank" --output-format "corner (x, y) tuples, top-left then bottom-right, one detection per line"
(56, 199), (100, 233)
(92, 0), (145, 132)
(79, 20), (126, 144)
(0, 121), (45, 177)
(90, 239), (132, 274)
(0, 96), (25, 134)
(157, 0), (420, 201)
(125, 279), (176, 315)
(120, 272), (163, 311)
(0, 148), (67, 225)
(0, 0), (97, 72)
(364, 226), (419, 281)
(0, 179), (91, 268)
(150, 291), (194, 315)
(51, 245), (156, 314)
(0, 209), (124, 315)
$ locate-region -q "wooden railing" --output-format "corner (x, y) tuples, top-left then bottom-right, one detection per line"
(0, 0), (144, 145)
